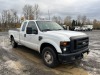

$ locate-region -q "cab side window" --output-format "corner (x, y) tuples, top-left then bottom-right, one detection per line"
(27, 21), (37, 34)
(22, 22), (27, 31)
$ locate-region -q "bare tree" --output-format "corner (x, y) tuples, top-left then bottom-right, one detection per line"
(86, 18), (91, 25)
(77, 15), (82, 24)
(23, 4), (34, 20)
(11, 9), (18, 22)
(93, 19), (98, 29)
(81, 15), (87, 25)
(10, 9), (19, 28)
(52, 16), (57, 22)
(77, 15), (92, 26)
(52, 16), (62, 24)
(1, 10), (8, 30)
(77, 15), (81, 22)
(1, 9), (19, 30)
(64, 16), (72, 26)
(34, 4), (40, 20)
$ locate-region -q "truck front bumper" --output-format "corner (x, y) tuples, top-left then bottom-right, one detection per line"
(58, 48), (89, 63)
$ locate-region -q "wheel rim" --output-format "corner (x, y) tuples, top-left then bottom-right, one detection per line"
(44, 51), (53, 64)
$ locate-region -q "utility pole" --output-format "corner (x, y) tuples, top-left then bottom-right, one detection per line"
(48, 10), (50, 20)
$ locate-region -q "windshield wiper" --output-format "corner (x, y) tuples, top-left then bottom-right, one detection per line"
(53, 29), (63, 30)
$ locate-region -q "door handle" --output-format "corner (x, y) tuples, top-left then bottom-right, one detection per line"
(24, 34), (26, 37)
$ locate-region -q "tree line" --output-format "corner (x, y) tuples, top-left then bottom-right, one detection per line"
(0, 4), (100, 31)
(52, 15), (100, 30)
(0, 4), (40, 31)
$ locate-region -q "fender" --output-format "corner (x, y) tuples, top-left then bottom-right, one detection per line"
(9, 31), (19, 43)
(38, 39), (62, 53)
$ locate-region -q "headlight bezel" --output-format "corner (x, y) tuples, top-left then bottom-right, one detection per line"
(60, 41), (70, 53)
(60, 41), (68, 46)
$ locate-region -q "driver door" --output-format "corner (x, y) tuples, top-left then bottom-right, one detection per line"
(24, 21), (39, 51)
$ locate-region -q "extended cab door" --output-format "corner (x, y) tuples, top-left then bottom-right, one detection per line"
(20, 21), (27, 45)
(24, 21), (39, 51)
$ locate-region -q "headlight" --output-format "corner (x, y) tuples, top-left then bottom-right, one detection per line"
(60, 41), (70, 52)
(60, 41), (68, 46)
(63, 47), (67, 51)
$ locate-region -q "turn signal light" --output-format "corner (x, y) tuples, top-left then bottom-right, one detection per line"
(60, 42), (68, 46)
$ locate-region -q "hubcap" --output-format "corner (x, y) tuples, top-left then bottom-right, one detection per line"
(44, 51), (53, 64)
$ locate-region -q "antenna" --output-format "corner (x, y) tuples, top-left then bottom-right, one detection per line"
(48, 10), (50, 20)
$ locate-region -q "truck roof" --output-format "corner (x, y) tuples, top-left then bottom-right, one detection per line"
(24, 20), (52, 22)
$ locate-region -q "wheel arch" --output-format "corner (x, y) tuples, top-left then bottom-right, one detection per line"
(39, 41), (62, 54)
(40, 43), (57, 54)
(10, 35), (14, 40)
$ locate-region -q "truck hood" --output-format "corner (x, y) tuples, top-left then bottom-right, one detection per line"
(44, 30), (87, 38)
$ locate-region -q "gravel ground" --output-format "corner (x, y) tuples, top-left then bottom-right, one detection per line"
(80, 30), (100, 75)
(0, 48), (53, 75)
(0, 30), (100, 75)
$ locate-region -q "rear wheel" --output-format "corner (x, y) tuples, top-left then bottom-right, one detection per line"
(11, 37), (18, 48)
(42, 47), (59, 68)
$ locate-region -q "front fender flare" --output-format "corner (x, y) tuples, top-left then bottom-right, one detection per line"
(38, 39), (62, 53)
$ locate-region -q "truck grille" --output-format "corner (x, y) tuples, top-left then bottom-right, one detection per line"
(70, 36), (89, 52)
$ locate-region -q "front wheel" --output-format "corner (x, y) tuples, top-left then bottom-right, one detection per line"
(11, 37), (18, 48)
(42, 47), (59, 68)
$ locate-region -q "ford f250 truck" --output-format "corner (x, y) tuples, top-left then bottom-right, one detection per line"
(9, 20), (89, 67)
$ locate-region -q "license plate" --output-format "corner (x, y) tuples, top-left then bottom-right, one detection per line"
(83, 53), (88, 58)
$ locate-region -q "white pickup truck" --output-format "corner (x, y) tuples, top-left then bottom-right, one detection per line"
(9, 20), (89, 67)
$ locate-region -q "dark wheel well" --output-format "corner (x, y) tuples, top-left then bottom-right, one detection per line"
(10, 35), (14, 40)
(10, 35), (18, 48)
(40, 43), (57, 55)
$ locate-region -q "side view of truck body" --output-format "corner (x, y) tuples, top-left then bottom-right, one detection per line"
(9, 20), (89, 67)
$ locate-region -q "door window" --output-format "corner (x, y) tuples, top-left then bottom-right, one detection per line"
(22, 22), (27, 31)
(27, 21), (38, 34)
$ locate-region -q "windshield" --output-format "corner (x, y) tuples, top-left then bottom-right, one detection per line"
(36, 21), (64, 31)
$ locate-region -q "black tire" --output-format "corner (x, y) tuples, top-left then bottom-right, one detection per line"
(11, 37), (18, 48)
(42, 47), (59, 68)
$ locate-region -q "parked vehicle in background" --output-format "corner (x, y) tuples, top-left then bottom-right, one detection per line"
(74, 25), (93, 31)
(74, 26), (81, 31)
(81, 26), (87, 31)
(61, 25), (69, 30)
(84, 25), (93, 31)
(9, 20), (89, 68)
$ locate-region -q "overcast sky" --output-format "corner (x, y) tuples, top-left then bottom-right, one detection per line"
(0, 0), (100, 20)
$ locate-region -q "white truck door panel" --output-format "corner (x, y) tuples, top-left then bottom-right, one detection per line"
(24, 21), (39, 51)
(20, 22), (27, 45)
(24, 34), (38, 50)
(20, 32), (25, 44)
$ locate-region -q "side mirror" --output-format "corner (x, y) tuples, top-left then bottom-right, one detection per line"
(26, 27), (32, 34)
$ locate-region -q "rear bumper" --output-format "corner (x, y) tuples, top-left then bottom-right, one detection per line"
(58, 48), (89, 63)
